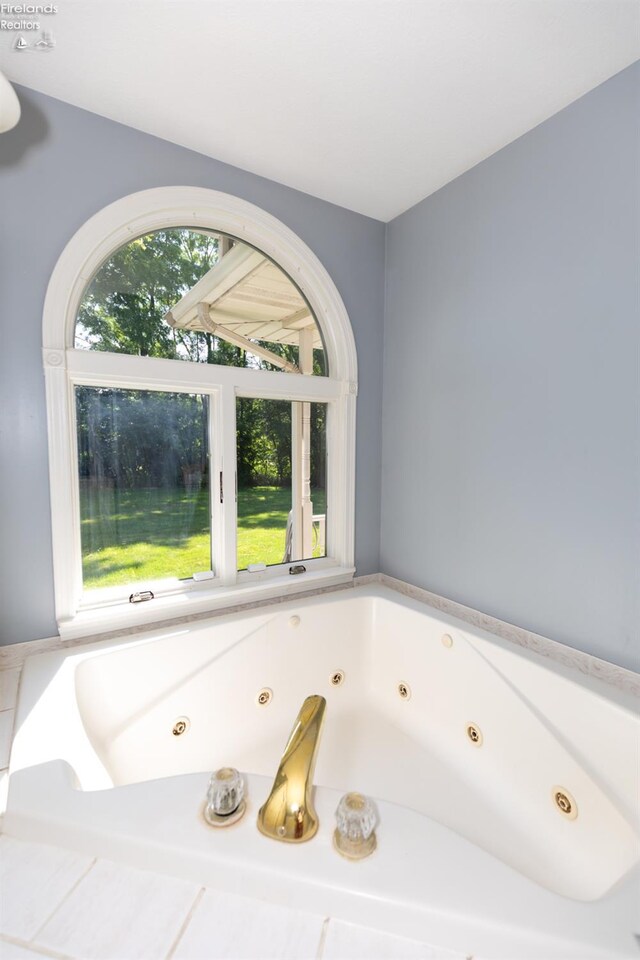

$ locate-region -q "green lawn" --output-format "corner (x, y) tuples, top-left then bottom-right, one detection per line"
(80, 485), (326, 589)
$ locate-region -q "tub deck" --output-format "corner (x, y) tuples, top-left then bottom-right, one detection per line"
(5, 761), (640, 959)
(4, 585), (640, 959)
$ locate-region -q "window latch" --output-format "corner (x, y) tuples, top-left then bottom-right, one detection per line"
(289, 564), (307, 576)
(129, 590), (154, 603)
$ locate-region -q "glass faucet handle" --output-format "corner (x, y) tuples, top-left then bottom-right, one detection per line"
(204, 767), (246, 826)
(334, 791), (377, 859)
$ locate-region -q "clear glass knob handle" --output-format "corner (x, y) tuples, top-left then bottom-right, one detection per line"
(334, 792), (377, 859)
(204, 767), (246, 827)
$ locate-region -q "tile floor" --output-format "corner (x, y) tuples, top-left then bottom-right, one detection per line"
(0, 668), (19, 771)
(0, 836), (466, 960)
(0, 666), (467, 960)
(0, 667), (19, 829)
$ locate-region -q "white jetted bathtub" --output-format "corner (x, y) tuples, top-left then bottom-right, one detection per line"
(5, 585), (640, 959)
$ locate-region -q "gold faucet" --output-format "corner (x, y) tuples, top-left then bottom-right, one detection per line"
(257, 694), (326, 842)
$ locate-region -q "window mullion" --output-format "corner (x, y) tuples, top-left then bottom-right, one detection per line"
(67, 349), (342, 401)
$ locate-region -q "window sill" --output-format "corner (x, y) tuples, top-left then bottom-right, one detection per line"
(57, 564), (356, 641)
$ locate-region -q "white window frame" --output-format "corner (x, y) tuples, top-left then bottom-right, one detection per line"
(43, 187), (357, 638)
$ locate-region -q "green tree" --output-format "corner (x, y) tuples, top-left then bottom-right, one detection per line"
(76, 229), (326, 491)
(78, 229), (227, 362)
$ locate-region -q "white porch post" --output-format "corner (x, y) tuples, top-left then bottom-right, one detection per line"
(300, 328), (314, 560)
(291, 329), (314, 561)
(291, 403), (302, 561)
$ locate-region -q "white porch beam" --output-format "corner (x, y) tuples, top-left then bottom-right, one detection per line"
(189, 303), (299, 373)
(219, 235), (233, 257)
(281, 307), (314, 330)
(164, 243), (266, 328)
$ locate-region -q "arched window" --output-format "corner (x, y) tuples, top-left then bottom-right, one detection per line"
(43, 188), (357, 637)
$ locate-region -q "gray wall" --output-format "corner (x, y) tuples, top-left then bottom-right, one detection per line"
(0, 87), (385, 645)
(382, 62), (639, 671)
(2, 64), (638, 667)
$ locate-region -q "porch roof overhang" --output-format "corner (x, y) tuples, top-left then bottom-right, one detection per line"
(163, 242), (323, 354)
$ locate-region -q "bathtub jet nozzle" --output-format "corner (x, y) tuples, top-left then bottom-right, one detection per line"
(257, 694), (326, 843)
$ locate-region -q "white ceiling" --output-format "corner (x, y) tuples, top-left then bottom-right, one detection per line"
(1, 1), (638, 221)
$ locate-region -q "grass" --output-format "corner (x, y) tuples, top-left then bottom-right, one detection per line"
(80, 484), (326, 589)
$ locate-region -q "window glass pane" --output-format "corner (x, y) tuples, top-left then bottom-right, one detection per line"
(236, 398), (327, 570)
(75, 228), (326, 375)
(76, 387), (211, 591)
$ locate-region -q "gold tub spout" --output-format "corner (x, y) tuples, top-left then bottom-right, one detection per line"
(257, 694), (326, 842)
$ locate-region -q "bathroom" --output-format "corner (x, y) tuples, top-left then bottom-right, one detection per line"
(0, 3), (638, 959)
